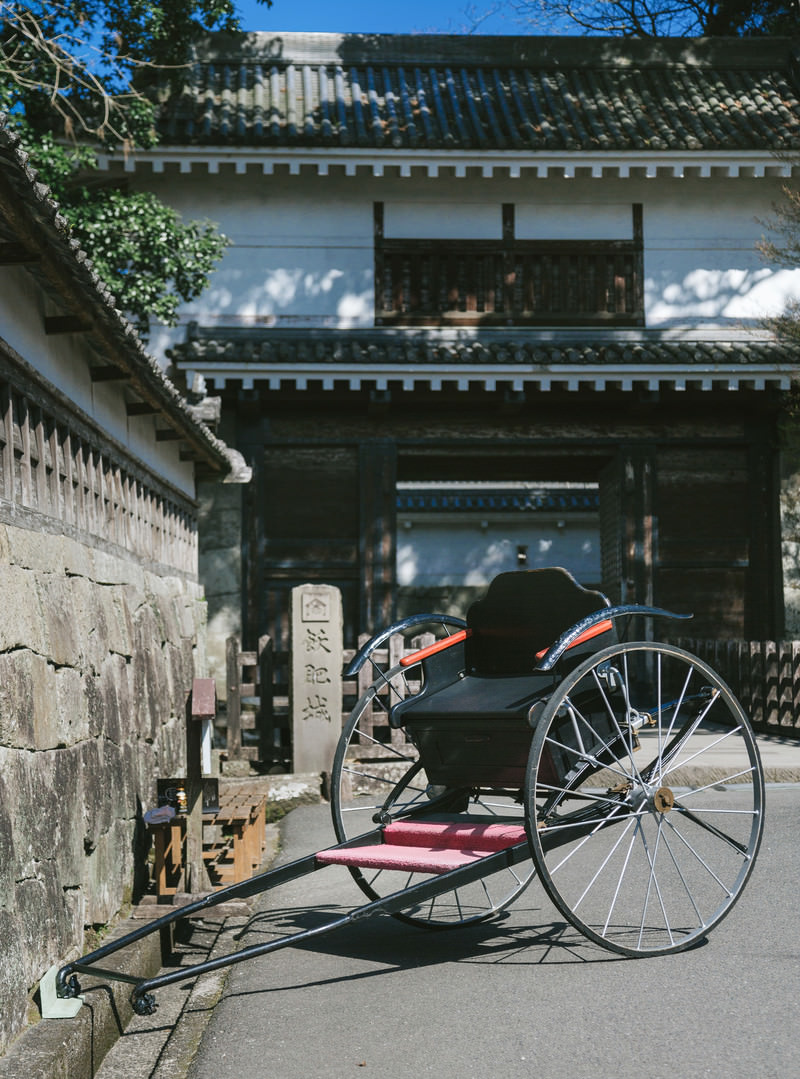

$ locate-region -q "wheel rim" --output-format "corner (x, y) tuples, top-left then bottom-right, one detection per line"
(331, 625), (535, 928)
(525, 641), (764, 956)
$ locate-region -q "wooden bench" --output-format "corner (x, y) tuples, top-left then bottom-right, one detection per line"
(203, 781), (267, 887)
(149, 781), (268, 896)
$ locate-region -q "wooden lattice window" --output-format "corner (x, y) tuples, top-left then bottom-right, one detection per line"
(374, 203), (644, 328)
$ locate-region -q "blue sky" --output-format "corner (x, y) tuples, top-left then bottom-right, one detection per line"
(236, 0), (531, 36)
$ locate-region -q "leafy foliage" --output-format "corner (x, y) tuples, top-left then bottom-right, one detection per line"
(68, 187), (230, 331)
(0, 0), (270, 335)
(760, 184), (800, 345)
(512, 0), (800, 37)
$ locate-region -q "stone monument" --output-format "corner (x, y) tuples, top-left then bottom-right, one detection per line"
(290, 584), (343, 775)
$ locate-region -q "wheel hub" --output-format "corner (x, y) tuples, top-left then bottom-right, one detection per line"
(652, 786), (675, 814)
(628, 782), (675, 815)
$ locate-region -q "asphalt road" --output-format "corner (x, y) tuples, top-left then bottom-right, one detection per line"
(186, 787), (799, 1079)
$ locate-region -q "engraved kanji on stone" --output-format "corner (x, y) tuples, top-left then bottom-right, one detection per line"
(305, 664), (331, 685)
(302, 694), (332, 723)
(305, 627), (331, 654)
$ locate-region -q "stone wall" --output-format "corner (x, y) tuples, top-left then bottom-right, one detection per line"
(0, 520), (207, 1057)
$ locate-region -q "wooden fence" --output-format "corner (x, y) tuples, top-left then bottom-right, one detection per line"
(669, 638), (800, 735)
(220, 632), (432, 770)
(221, 634), (800, 771)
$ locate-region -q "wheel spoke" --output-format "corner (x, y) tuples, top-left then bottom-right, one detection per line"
(636, 817), (673, 949)
(672, 802), (753, 856)
(660, 828), (704, 924)
(572, 817), (637, 912)
(661, 815), (737, 897)
(527, 640), (764, 957)
(602, 823), (639, 936)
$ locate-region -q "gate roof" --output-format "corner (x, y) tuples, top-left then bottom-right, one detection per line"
(156, 33), (800, 157)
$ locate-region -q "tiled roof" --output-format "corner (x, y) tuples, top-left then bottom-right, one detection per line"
(169, 326), (799, 392)
(157, 32), (800, 153)
(397, 488), (600, 513)
(0, 114), (233, 475)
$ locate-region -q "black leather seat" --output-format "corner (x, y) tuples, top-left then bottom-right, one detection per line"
(392, 569), (614, 789)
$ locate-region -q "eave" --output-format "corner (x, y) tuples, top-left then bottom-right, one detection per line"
(100, 146), (798, 181)
(174, 357), (794, 393)
(170, 329), (799, 394)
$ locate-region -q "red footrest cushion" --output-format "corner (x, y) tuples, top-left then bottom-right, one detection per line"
(316, 845), (491, 874)
(382, 821), (526, 851)
(315, 821), (527, 875)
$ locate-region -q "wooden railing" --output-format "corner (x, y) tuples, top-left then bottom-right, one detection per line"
(373, 201), (644, 328)
(669, 638), (800, 735)
(224, 635), (285, 766)
(0, 352), (198, 574)
(375, 239), (644, 327)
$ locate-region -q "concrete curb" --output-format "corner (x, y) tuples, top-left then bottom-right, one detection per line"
(93, 899), (255, 1079)
(0, 906), (165, 1079)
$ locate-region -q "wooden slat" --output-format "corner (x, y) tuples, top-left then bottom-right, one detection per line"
(375, 234), (644, 326)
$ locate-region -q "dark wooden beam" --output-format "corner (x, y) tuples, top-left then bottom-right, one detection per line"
(0, 242), (40, 265)
(126, 401), (160, 416)
(44, 314), (92, 335)
(90, 365), (128, 382)
(156, 428), (183, 441)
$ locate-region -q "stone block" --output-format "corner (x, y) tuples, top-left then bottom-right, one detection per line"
(69, 575), (108, 672)
(79, 738), (107, 846)
(15, 872), (70, 987)
(166, 640), (192, 720)
(98, 586), (134, 658)
(39, 574), (82, 668)
(4, 525), (65, 574)
(29, 749), (84, 880)
(97, 654), (127, 746)
(59, 533), (94, 581)
(0, 909), (26, 1057)
(0, 764), (16, 906)
(0, 651), (38, 749)
(53, 666), (90, 748)
(132, 609), (167, 741)
(0, 564), (47, 654)
(174, 589), (203, 642)
(83, 818), (134, 926)
(93, 546), (149, 590)
(264, 772), (323, 807)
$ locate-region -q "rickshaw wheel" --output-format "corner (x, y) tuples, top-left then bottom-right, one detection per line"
(331, 623), (535, 929)
(524, 641), (765, 957)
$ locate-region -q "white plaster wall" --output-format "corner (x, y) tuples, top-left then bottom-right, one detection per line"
(641, 178), (800, 327)
(385, 201), (502, 238)
(397, 515), (601, 588)
(0, 267), (197, 497)
(134, 167), (800, 350)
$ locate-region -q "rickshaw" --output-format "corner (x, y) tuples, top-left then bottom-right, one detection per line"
(43, 568), (764, 1019)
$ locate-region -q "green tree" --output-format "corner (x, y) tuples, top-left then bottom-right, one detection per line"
(511, 0), (800, 36)
(0, 0), (271, 336)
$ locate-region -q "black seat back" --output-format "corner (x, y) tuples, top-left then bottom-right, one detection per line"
(465, 567), (610, 675)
